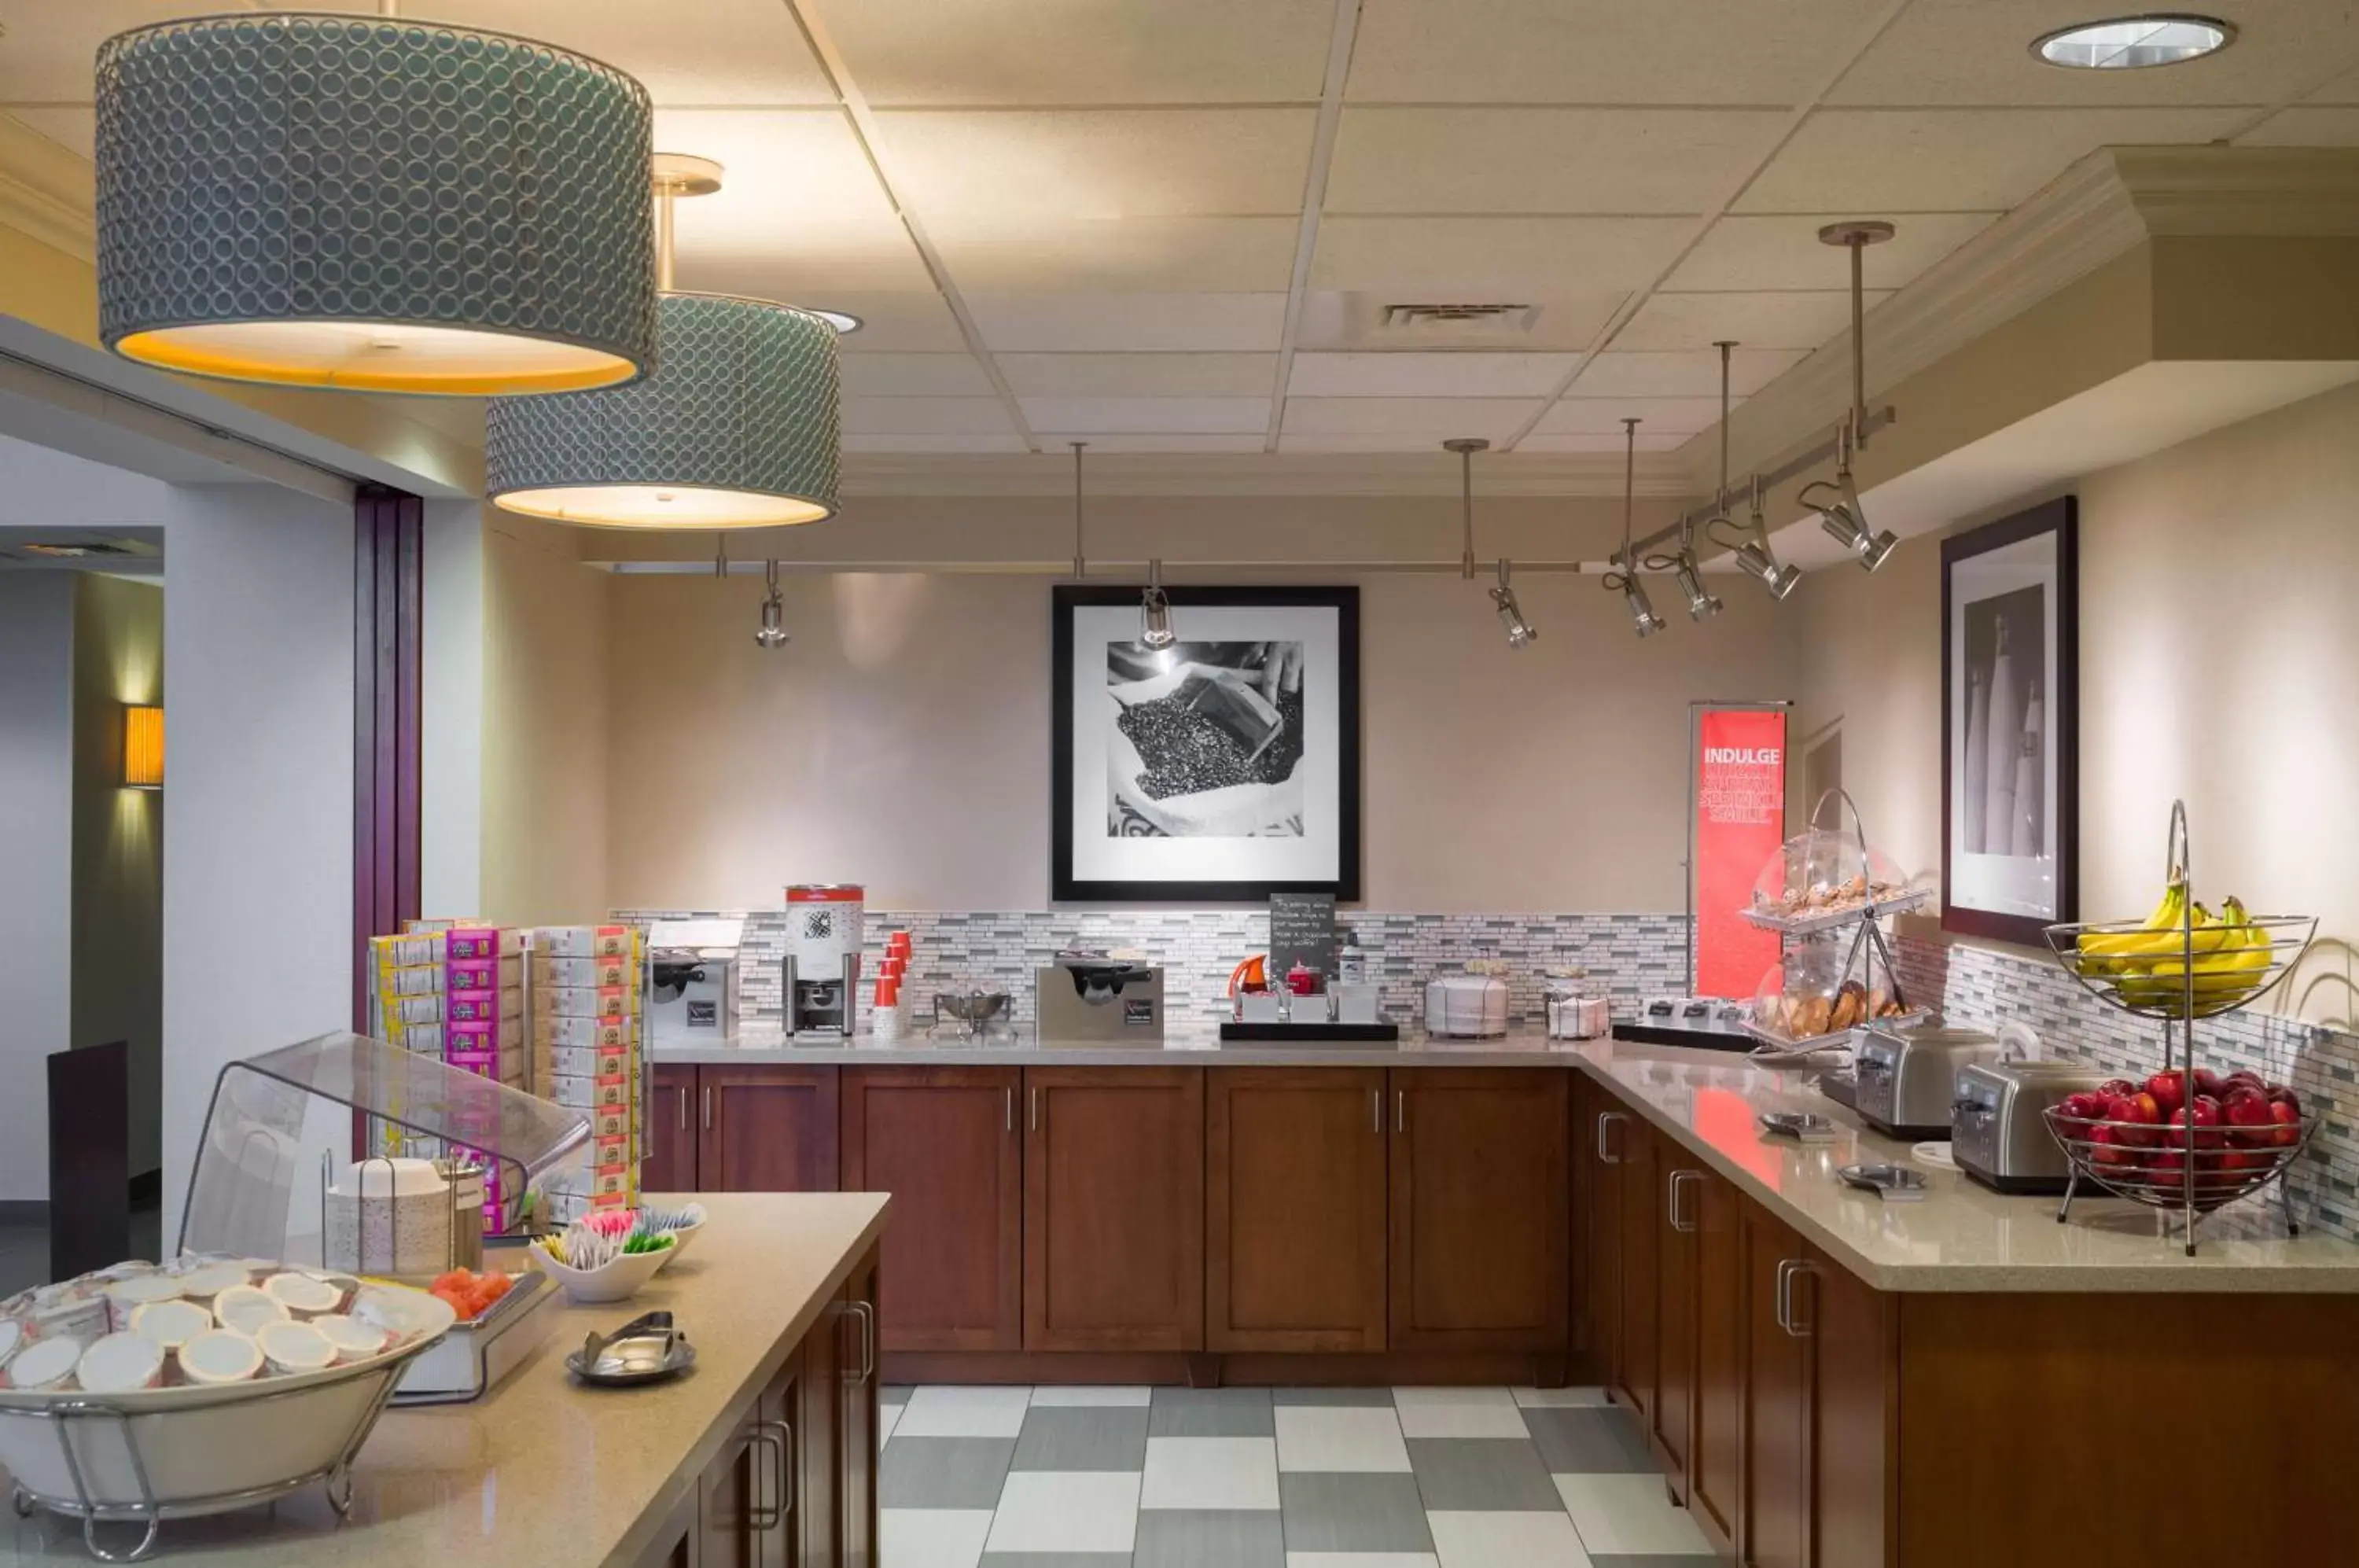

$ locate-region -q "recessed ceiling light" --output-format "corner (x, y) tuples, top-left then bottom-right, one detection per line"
(2033, 15), (2235, 70)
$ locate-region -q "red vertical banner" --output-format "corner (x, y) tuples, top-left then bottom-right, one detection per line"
(1694, 708), (1787, 999)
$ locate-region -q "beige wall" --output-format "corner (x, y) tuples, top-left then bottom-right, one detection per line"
(480, 513), (613, 926)
(1794, 377), (2359, 1021)
(68, 574), (164, 1178)
(603, 561), (1797, 914)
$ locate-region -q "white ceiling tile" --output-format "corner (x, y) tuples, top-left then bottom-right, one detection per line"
(1734, 107), (2249, 214)
(817, 0), (1335, 105)
(1326, 109), (1789, 215)
(1827, 0), (2359, 108)
(1533, 396), (1729, 435)
(1281, 397), (1542, 438)
(999, 354), (1278, 397)
(968, 294), (1289, 352)
(2314, 66), (2359, 105)
(1032, 433), (1272, 454)
(875, 110), (1315, 225)
(838, 355), (999, 396)
(1613, 290), (1894, 352)
(1285, 352), (1584, 397)
(1518, 429), (1688, 453)
(1663, 213), (2000, 292)
(1311, 217), (1694, 293)
(5, 108), (92, 161)
(845, 432), (1031, 454)
(1567, 348), (1805, 398)
(1346, 0), (1894, 105)
(430, 1), (838, 104)
(809, 294), (973, 353)
(1016, 397), (1270, 434)
(656, 110), (933, 289)
(927, 217), (1300, 292)
(2238, 108), (2359, 147)
(841, 397), (1021, 435)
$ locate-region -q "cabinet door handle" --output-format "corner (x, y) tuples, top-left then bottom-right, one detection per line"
(1371, 1087), (1382, 1135)
(1785, 1261), (1817, 1339)
(843, 1298), (877, 1385)
(677, 1085), (687, 1132)
(1773, 1259), (1794, 1334)
(1393, 1089), (1405, 1135)
(1667, 1169), (1701, 1233)
(748, 1419), (793, 1529)
(1029, 1086), (1040, 1134)
(1006, 1086), (1014, 1134)
(1596, 1110), (1627, 1165)
(701, 1085), (712, 1131)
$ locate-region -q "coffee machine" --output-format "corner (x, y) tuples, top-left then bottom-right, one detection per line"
(782, 884), (863, 1037)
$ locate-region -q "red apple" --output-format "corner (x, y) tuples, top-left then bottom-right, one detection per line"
(2169, 1098), (2225, 1150)
(2092, 1127), (2147, 1171)
(2099, 1078), (2138, 1099)
(2267, 1099), (2302, 1149)
(2107, 1091), (2163, 1148)
(2225, 1092), (2276, 1147)
(2144, 1070), (2190, 1118)
(2268, 1084), (2302, 1110)
(2193, 1067), (2226, 1099)
(2224, 1071), (2266, 1096)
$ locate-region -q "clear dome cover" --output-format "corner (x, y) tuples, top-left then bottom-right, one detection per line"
(1744, 790), (1926, 933)
(1747, 933), (1913, 1045)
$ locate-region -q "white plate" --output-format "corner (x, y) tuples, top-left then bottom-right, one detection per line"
(1911, 1141), (1958, 1171)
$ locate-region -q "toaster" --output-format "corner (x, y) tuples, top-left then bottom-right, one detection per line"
(1852, 1023), (2006, 1140)
(1952, 1061), (2111, 1194)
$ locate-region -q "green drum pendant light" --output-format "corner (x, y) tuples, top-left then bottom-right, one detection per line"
(94, 12), (657, 395)
(485, 154), (845, 530)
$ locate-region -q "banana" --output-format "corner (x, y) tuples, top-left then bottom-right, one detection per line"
(2133, 896), (2270, 1014)
(2076, 882), (2184, 976)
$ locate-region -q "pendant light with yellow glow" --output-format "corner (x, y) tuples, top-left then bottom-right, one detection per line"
(484, 154), (845, 531)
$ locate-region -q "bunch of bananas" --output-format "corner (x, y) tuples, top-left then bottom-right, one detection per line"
(2071, 883), (2274, 1015)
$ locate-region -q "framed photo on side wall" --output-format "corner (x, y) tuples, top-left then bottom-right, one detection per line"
(1053, 584), (1360, 902)
(1941, 497), (2077, 946)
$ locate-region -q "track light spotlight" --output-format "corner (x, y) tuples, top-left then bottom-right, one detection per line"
(1491, 561), (1537, 648)
(1622, 574), (1667, 639)
(1603, 417), (1666, 639)
(1732, 540), (1802, 600)
(754, 559), (789, 649)
(1673, 550), (1722, 621)
(1800, 460), (1897, 572)
(1139, 558), (1176, 651)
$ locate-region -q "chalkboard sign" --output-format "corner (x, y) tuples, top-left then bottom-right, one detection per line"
(1269, 893), (1338, 982)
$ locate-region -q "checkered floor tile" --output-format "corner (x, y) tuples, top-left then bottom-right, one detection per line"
(878, 1385), (1716, 1568)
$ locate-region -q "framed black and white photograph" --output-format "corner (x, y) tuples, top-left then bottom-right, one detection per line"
(1941, 497), (2077, 946)
(1053, 584), (1360, 902)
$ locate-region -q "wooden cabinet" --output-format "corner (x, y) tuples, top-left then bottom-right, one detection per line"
(1744, 1203), (1809, 1568)
(1807, 1242), (1890, 1568)
(1654, 1157), (1702, 1500)
(1388, 1068), (1569, 1353)
(797, 1291), (841, 1568)
(1579, 1079), (1628, 1388)
(646, 1065), (700, 1195)
(701, 1066), (839, 1194)
(695, 1415), (764, 1568)
(841, 1068), (1021, 1352)
(755, 1340), (806, 1568)
(1614, 1111), (1659, 1419)
(1690, 1168), (1746, 1559)
(1206, 1067), (1388, 1353)
(837, 1253), (880, 1568)
(1023, 1066), (1205, 1352)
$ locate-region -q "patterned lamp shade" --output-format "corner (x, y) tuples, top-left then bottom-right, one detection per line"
(94, 14), (657, 396)
(486, 293), (842, 529)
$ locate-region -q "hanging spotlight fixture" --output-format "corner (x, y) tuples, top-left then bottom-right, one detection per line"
(1140, 559), (1176, 651)
(1490, 561), (1538, 649)
(1802, 221), (1902, 573)
(487, 153), (844, 529)
(1725, 476), (1803, 600)
(94, 11), (657, 395)
(1603, 418), (1666, 639)
(754, 559), (789, 650)
(1673, 555), (1723, 622)
(1444, 438), (1490, 582)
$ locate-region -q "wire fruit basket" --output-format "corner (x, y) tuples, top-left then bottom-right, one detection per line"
(2039, 801), (2317, 1253)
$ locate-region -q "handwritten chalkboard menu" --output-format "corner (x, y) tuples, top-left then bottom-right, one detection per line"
(1269, 893), (1338, 983)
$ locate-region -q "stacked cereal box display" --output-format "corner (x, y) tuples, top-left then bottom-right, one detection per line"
(367, 921), (528, 1231)
(533, 925), (643, 1224)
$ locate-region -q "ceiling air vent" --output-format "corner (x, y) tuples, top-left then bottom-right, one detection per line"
(1378, 303), (1540, 337)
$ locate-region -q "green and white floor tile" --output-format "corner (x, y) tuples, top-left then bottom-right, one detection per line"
(877, 1384), (1715, 1568)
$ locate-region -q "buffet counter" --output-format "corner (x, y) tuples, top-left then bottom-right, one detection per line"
(0, 1193), (888, 1568)
(653, 1021), (1604, 1069)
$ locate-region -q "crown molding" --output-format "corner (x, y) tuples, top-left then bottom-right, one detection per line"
(0, 113), (95, 263)
(1694, 146), (2359, 488)
(841, 449), (1698, 499)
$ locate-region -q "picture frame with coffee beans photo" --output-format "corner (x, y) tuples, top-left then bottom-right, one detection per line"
(1052, 585), (1361, 902)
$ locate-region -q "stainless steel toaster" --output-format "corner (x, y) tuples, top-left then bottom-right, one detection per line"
(1952, 1061), (2111, 1194)
(1852, 1023), (2005, 1140)
(1036, 959), (1165, 1042)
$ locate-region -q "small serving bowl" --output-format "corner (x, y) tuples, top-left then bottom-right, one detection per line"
(527, 1239), (672, 1305)
(644, 1214), (706, 1274)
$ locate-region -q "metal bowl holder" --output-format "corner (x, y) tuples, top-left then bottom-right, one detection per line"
(2041, 801), (2319, 1254)
(4, 1032), (591, 1561)
(1739, 789), (1923, 1058)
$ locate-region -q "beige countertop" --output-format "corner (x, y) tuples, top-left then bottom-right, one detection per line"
(1581, 1042), (2359, 1294)
(0, 1192), (889, 1568)
(656, 1030), (2359, 1294)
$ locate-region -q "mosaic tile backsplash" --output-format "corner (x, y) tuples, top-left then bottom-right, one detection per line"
(614, 903), (2359, 1244)
(614, 907), (1693, 1032)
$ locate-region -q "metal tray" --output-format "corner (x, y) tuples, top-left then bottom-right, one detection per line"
(392, 1266), (561, 1406)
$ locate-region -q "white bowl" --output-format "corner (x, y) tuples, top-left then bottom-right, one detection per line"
(651, 1218), (705, 1274)
(527, 1241), (671, 1305)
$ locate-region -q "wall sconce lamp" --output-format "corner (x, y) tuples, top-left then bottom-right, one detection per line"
(123, 705), (164, 790)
